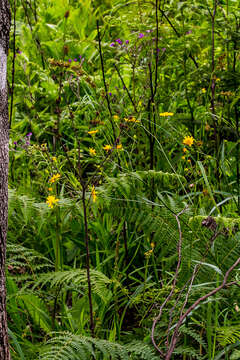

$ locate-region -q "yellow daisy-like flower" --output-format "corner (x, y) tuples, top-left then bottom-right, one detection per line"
(89, 148), (96, 156)
(183, 136), (194, 147)
(113, 115), (119, 121)
(124, 117), (140, 123)
(103, 144), (112, 151)
(116, 144), (123, 150)
(49, 173), (61, 184)
(91, 185), (97, 202)
(48, 187), (53, 192)
(159, 112), (174, 117)
(88, 129), (99, 135)
(46, 195), (59, 209)
(201, 88), (206, 93)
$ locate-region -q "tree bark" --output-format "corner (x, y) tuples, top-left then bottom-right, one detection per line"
(0, 1), (11, 359)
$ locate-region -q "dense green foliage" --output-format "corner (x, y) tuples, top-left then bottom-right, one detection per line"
(7, 0), (240, 358)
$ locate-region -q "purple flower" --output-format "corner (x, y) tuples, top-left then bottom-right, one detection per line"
(146, 29), (153, 33)
(162, 47), (166, 52)
(110, 42), (115, 47)
(157, 48), (160, 53)
(139, 33), (144, 39)
(79, 55), (82, 58)
(186, 30), (192, 35)
(74, 58), (77, 62)
(26, 132), (32, 137)
(68, 59), (72, 63)
(116, 38), (122, 45)
(14, 141), (17, 145)
(108, 92), (112, 96)
(17, 50), (22, 54)
(125, 40), (129, 44)
(26, 141), (30, 146)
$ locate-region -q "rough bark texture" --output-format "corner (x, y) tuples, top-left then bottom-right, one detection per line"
(0, 1), (11, 359)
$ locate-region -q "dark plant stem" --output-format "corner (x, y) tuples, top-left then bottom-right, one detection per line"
(210, 0), (219, 181)
(96, 20), (116, 141)
(76, 137), (94, 337)
(9, 0), (16, 129)
(21, 0), (45, 68)
(114, 64), (137, 113)
(233, 33), (240, 213)
(154, 0), (159, 95)
(82, 186), (95, 337)
(123, 221), (130, 288)
(158, 6), (198, 68)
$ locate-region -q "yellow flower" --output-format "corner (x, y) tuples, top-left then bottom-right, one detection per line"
(182, 156), (186, 160)
(216, 78), (220, 82)
(48, 187), (53, 191)
(113, 115), (119, 121)
(183, 136), (194, 147)
(183, 147), (187, 153)
(144, 249), (153, 258)
(103, 144), (112, 151)
(46, 195), (59, 208)
(116, 144), (123, 150)
(124, 117), (140, 123)
(89, 148), (96, 156)
(201, 88), (206, 93)
(49, 173), (61, 183)
(88, 129), (99, 135)
(52, 156), (57, 162)
(159, 112), (174, 116)
(91, 185), (97, 202)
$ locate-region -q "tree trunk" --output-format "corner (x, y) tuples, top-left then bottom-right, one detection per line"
(0, 1), (11, 359)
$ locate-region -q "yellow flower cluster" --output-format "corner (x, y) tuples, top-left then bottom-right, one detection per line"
(183, 136), (194, 147)
(103, 144), (123, 151)
(124, 117), (140, 123)
(46, 195), (59, 209)
(103, 145), (112, 151)
(144, 242), (155, 258)
(159, 112), (174, 116)
(49, 173), (61, 183)
(89, 148), (96, 156)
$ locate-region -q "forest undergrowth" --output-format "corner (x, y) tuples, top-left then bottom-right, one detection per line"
(6, 0), (240, 359)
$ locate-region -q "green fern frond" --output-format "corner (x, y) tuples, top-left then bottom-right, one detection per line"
(39, 332), (158, 360)
(39, 332), (128, 360)
(217, 325), (240, 346)
(179, 326), (207, 350)
(27, 269), (112, 303)
(7, 243), (54, 275)
(174, 345), (204, 360)
(125, 341), (159, 359)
